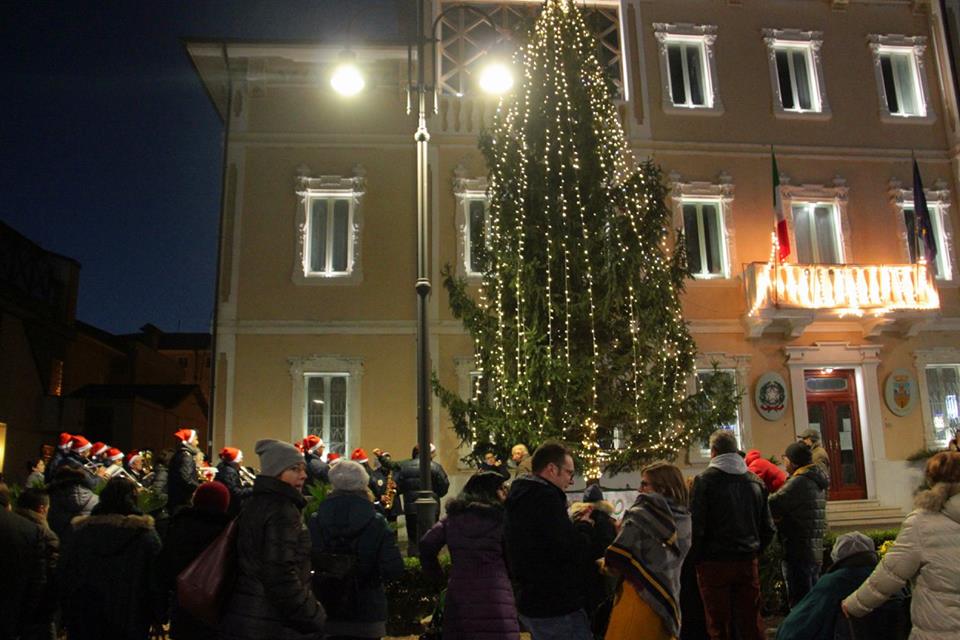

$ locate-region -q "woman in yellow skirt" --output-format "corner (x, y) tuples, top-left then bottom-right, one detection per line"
(604, 462), (692, 640)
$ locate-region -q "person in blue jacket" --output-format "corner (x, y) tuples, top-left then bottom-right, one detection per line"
(776, 531), (878, 640)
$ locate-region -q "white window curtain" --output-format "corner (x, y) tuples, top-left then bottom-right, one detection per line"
(775, 48), (814, 111)
(682, 201), (724, 276)
(309, 198), (351, 274)
(793, 203), (841, 264)
(667, 41), (706, 107)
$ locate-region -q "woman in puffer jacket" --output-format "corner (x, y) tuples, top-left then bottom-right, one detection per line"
(219, 440), (325, 640)
(420, 471), (520, 640)
(842, 451), (960, 639)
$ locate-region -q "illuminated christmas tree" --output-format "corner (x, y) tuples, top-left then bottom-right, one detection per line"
(437, 0), (736, 477)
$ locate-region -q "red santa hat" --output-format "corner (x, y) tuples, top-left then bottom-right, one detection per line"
(105, 447), (124, 462)
(126, 450), (142, 467)
(327, 452), (341, 463)
(294, 441), (304, 453)
(303, 435), (324, 454)
(219, 447), (243, 464)
(174, 428), (197, 443)
(58, 433), (74, 451)
(90, 442), (109, 458)
(70, 435), (92, 453)
(350, 448), (369, 464)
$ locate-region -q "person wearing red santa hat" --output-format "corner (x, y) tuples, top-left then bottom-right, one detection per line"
(168, 427), (202, 515)
(301, 434), (329, 492)
(45, 432), (75, 482)
(216, 446), (252, 515)
(125, 450), (144, 481)
(90, 442), (109, 462)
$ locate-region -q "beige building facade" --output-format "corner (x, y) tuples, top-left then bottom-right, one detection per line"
(188, 0), (960, 517)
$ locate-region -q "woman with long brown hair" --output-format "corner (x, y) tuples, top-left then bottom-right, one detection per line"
(604, 462), (692, 640)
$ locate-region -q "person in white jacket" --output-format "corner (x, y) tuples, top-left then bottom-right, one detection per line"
(842, 451), (960, 639)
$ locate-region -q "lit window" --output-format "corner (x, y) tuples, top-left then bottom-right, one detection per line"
(465, 198), (489, 277)
(305, 374), (349, 456)
(775, 46), (818, 111)
(654, 24), (722, 115)
(924, 365), (960, 446)
(763, 30), (828, 118)
(902, 203), (952, 280)
(869, 35), (932, 122)
(682, 200), (727, 278)
(696, 369), (741, 454)
(294, 170), (365, 285)
(306, 197), (352, 275)
(792, 203), (843, 264)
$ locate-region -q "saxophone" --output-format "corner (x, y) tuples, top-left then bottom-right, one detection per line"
(382, 470), (397, 510)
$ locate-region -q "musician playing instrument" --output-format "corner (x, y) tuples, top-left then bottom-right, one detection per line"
(168, 428), (202, 514)
(302, 435), (329, 492)
(216, 446), (253, 515)
(125, 450), (145, 483)
(369, 448), (401, 522)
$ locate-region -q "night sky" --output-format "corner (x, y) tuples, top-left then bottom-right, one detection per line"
(1, 0), (403, 334)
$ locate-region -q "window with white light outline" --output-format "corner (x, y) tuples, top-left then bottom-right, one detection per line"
(665, 37), (712, 109)
(773, 43), (820, 113)
(463, 195), (490, 277)
(305, 195), (354, 276)
(901, 202), (952, 280)
(696, 369), (741, 456)
(924, 364), (960, 446)
(681, 199), (729, 278)
(305, 374), (349, 456)
(791, 201), (844, 264)
(877, 47), (925, 118)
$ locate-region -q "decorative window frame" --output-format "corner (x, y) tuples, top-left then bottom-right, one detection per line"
(868, 34), (935, 124)
(293, 164), (366, 286)
(453, 167), (490, 281)
(779, 175), (852, 264)
(288, 355), (363, 452)
(687, 353), (752, 465)
(888, 177), (956, 284)
(913, 348), (960, 449)
(653, 23), (723, 116)
(762, 29), (830, 120)
(668, 171), (737, 281)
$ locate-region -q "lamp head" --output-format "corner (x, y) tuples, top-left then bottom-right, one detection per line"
(477, 60), (514, 95)
(331, 50), (365, 97)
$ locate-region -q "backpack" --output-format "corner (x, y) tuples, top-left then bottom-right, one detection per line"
(311, 519), (373, 618)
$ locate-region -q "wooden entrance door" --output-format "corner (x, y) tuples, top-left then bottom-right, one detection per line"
(804, 369), (867, 500)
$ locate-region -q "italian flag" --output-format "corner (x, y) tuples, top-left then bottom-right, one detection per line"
(773, 152), (790, 261)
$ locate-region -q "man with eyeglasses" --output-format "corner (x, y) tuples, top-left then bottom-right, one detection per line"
(504, 441), (594, 640)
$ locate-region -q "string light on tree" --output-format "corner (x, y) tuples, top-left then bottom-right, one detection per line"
(435, 0), (738, 474)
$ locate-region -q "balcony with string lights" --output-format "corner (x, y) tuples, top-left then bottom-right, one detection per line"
(743, 260), (941, 339)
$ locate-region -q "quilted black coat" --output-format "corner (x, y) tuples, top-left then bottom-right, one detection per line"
(769, 463), (829, 563)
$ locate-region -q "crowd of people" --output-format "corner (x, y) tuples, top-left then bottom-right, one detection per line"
(1, 427), (958, 640)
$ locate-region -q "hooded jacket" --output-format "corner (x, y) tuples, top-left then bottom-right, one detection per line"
(308, 490), (404, 638)
(47, 469), (99, 543)
(691, 453), (776, 562)
(58, 513), (163, 640)
(843, 482), (960, 640)
(504, 474), (593, 617)
(769, 463), (829, 563)
(220, 476), (325, 640)
(745, 450), (787, 494)
(420, 498), (519, 640)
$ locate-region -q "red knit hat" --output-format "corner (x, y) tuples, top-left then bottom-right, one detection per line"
(126, 450), (142, 467)
(105, 447), (123, 462)
(58, 433), (74, 451)
(90, 442), (109, 458)
(350, 448), (369, 464)
(219, 447), (243, 463)
(70, 435), (92, 453)
(303, 435), (324, 454)
(194, 481), (230, 514)
(174, 428), (197, 443)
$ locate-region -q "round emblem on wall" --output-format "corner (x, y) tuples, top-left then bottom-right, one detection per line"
(884, 368), (917, 417)
(755, 372), (788, 421)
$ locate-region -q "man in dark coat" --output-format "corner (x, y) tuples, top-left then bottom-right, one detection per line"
(216, 447), (253, 516)
(369, 449), (401, 522)
(504, 441), (595, 639)
(0, 483), (46, 640)
(219, 439), (325, 640)
(302, 435), (329, 491)
(157, 482), (232, 640)
(769, 441), (829, 608)
(480, 451), (511, 480)
(167, 428), (201, 515)
(691, 429), (776, 640)
(47, 466), (99, 544)
(15, 487), (60, 639)
(397, 443), (450, 557)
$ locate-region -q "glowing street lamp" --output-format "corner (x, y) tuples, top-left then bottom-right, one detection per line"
(330, 50), (364, 97)
(477, 60), (514, 95)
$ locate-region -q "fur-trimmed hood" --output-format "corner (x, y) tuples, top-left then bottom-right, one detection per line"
(568, 499), (615, 519)
(72, 513), (155, 530)
(445, 497), (505, 518)
(915, 482), (960, 524)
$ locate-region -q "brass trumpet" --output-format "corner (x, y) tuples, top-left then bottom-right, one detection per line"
(238, 465), (257, 487)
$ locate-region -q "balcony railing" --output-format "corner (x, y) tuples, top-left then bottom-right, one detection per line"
(744, 261), (940, 337)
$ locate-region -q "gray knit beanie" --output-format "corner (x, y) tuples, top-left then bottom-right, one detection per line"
(831, 531), (875, 563)
(255, 439), (304, 477)
(328, 459), (369, 492)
